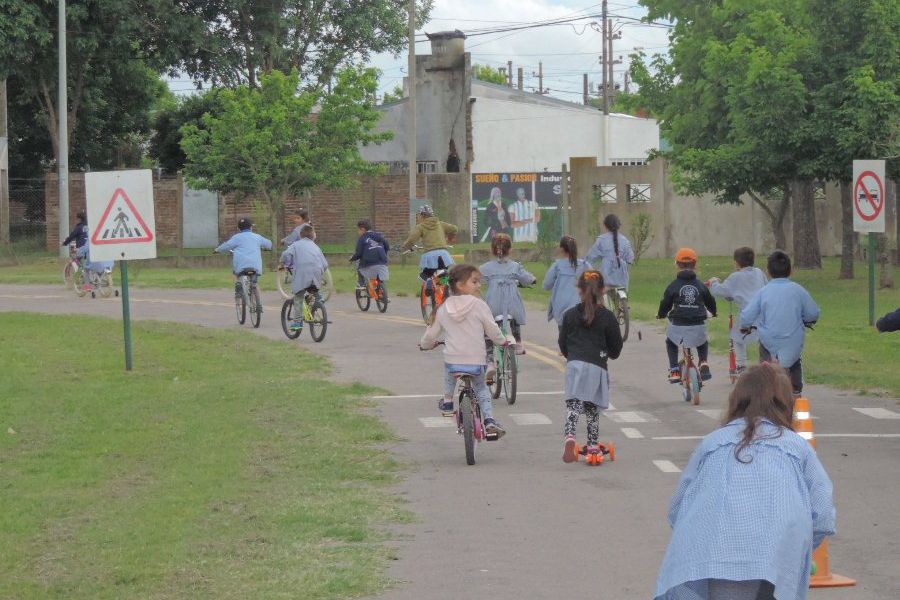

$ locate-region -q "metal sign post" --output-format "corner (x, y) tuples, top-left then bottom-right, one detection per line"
(85, 169), (156, 370)
(852, 160), (886, 326)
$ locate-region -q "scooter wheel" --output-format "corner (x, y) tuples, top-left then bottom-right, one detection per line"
(607, 443), (616, 462)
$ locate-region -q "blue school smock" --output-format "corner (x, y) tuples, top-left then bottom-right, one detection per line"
(585, 232), (634, 288)
(479, 258), (536, 325)
(216, 230), (273, 275)
(542, 258), (591, 324)
(740, 279), (819, 367)
(280, 238), (329, 294)
(654, 419), (835, 600)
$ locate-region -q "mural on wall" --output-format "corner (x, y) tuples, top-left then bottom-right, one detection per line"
(471, 172), (563, 243)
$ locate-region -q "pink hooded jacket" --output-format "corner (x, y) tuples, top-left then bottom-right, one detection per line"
(420, 295), (512, 365)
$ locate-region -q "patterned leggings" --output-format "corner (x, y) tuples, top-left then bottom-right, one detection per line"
(564, 400), (600, 446)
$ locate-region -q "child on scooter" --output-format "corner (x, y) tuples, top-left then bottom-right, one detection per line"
(559, 270), (623, 463)
(654, 363), (835, 600)
(708, 246), (768, 374)
(420, 264), (514, 438)
(657, 248), (717, 383)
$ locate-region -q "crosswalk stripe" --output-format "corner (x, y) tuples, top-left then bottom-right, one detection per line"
(509, 413), (553, 425)
(418, 417), (454, 428)
(653, 460), (682, 473)
(605, 411), (657, 423)
(696, 409), (721, 420)
(621, 427), (644, 439)
(852, 408), (900, 420)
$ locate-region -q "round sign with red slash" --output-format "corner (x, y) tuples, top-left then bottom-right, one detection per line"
(854, 170), (884, 222)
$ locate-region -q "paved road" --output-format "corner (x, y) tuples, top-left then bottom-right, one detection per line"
(1, 284), (898, 599)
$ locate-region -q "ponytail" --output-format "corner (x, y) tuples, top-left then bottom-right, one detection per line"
(577, 270), (605, 326)
(491, 233), (512, 259)
(603, 214), (621, 268)
(560, 236), (578, 269)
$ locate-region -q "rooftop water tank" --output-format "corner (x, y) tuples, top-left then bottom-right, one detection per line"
(427, 30), (466, 69)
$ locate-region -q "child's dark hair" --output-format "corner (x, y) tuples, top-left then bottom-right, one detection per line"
(448, 264), (480, 294)
(300, 225), (315, 239)
(576, 270), (605, 325)
(676, 260), (696, 270)
(238, 217), (252, 231)
(734, 246), (755, 268)
(491, 233), (512, 258)
(723, 364), (795, 463)
(767, 250), (792, 279)
(603, 214), (622, 268)
(296, 208), (309, 221)
(357, 219), (372, 231)
(559, 236), (578, 268)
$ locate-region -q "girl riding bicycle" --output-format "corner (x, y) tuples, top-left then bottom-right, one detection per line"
(480, 233), (536, 368)
(585, 214), (635, 291)
(420, 264), (514, 438)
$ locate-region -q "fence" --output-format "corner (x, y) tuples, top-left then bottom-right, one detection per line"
(8, 178), (46, 252)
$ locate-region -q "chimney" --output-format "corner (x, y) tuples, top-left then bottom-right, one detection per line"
(427, 30), (467, 69)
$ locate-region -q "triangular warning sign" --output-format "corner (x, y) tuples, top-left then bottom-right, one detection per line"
(91, 188), (154, 245)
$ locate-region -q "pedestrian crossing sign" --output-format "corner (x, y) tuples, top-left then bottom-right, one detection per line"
(85, 169), (157, 261)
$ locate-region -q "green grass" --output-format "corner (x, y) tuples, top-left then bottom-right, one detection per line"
(0, 314), (407, 600)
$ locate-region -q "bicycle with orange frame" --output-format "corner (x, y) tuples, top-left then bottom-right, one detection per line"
(354, 263), (389, 313)
(406, 245), (451, 325)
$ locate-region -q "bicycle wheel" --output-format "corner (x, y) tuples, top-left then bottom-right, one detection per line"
(98, 271), (114, 298)
(275, 269), (293, 300)
(502, 349), (518, 405)
(618, 297), (630, 342)
(320, 269), (334, 303)
(281, 299), (301, 339)
(355, 287), (371, 312)
(460, 394), (476, 466)
(309, 301), (328, 342)
(235, 280), (247, 325)
(375, 281), (388, 313)
(491, 347), (503, 399)
(249, 286), (262, 328)
(419, 283), (429, 323)
(688, 367), (701, 405)
(63, 262), (76, 290)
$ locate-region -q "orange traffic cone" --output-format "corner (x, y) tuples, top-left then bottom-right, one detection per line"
(792, 397), (856, 588)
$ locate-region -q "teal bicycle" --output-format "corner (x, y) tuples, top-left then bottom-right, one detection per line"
(489, 314), (518, 405)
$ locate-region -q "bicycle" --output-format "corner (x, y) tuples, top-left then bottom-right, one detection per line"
(280, 287), (328, 342)
(235, 268), (262, 328)
(63, 244), (81, 291)
(676, 341), (702, 405)
(276, 265), (333, 303)
(78, 267), (118, 299)
(728, 302), (738, 383)
(605, 286), (630, 342)
(405, 245), (451, 325)
(354, 267), (389, 313)
(489, 314), (518, 405)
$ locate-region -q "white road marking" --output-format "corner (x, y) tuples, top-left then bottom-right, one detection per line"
(653, 460), (682, 473)
(509, 413), (553, 425)
(620, 427), (644, 439)
(607, 402), (616, 411)
(696, 409), (721, 420)
(606, 411), (657, 423)
(418, 417), (455, 428)
(816, 433), (900, 438)
(852, 408), (900, 420)
(372, 391), (565, 400)
(653, 436), (704, 441)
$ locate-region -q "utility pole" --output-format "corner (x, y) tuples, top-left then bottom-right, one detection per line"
(601, 0), (609, 114)
(537, 62), (544, 94)
(507, 60), (513, 87)
(607, 19), (615, 109)
(58, 0), (69, 257)
(0, 79), (9, 245)
(624, 71), (630, 94)
(583, 74), (589, 105)
(517, 67), (523, 91)
(407, 0), (416, 210)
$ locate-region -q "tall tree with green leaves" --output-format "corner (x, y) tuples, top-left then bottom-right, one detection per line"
(177, 0), (433, 89)
(381, 85), (405, 104)
(180, 68), (391, 243)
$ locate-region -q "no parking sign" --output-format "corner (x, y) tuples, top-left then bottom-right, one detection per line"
(853, 160), (886, 233)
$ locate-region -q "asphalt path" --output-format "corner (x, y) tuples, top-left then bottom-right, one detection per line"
(1, 283), (898, 599)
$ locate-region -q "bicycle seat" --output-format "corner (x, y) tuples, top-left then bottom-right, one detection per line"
(239, 268), (258, 276)
(449, 372), (476, 380)
(494, 314), (515, 323)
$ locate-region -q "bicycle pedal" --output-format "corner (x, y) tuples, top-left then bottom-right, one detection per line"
(485, 432), (500, 441)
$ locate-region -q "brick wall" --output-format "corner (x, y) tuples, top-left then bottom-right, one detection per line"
(45, 173), (182, 250)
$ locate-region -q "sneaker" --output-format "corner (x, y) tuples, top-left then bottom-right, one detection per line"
(584, 444), (601, 455)
(289, 319), (303, 332)
(485, 361), (497, 385)
(484, 418), (506, 439)
(438, 398), (454, 414)
(735, 365), (746, 376)
(668, 368), (681, 384)
(515, 342), (526, 355)
(81, 283), (93, 292)
(563, 435), (578, 463)
(699, 362), (712, 381)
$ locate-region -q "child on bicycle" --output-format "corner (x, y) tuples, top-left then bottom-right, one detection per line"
(654, 363), (835, 600)
(559, 270), (623, 463)
(401, 205), (458, 288)
(280, 226), (329, 332)
(585, 214), (635, 291)
(657, 248), (717, 383)
(543, 236), (592, 329)
(479, 234), (536, 370)
(214, 218), (273, 297)
(740, 250), (820, 395)
(61, 210), (89, 249)
(349, 219), (390, 285)
(708, 246), (768, 375)
(420, 264), (515, 438)
(75, 244), (114, 292)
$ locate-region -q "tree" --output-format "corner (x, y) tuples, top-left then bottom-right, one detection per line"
(149, 90), (223, 174)
(472, 64), (507, 86)
(382, 85), (405, 104)
(180, 68), (391, 244)
(177, 0), (433, 89)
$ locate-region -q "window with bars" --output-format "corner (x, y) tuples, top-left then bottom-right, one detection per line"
(591, 183), (617, 204)
(627, 183), (651, 203)
(611, 159), (647, 166)
(417, 161), (438, 174)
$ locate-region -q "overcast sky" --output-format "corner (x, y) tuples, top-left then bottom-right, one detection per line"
(370, 0), (672, 103)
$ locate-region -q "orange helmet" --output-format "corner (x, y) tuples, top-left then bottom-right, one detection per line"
(675, 247), (698, 263)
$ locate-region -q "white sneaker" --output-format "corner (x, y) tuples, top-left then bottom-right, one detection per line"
(485, 362), (497, 385)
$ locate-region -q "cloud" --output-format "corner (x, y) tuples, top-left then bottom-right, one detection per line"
(369, 0), (671, 102)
